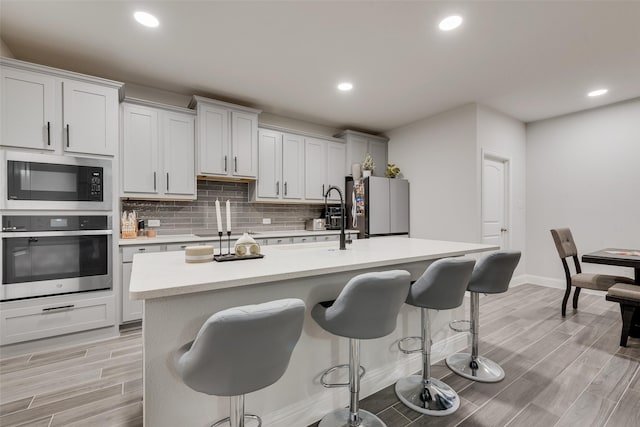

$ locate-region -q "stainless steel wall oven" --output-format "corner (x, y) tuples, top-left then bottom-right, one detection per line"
(1, 215), (112, 301)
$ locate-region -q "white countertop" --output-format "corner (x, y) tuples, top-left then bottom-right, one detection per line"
(129, 237), (497, 300)
(119, 229), (358, 246)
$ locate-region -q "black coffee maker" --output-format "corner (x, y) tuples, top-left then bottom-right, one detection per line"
(325, 206), (343, 230)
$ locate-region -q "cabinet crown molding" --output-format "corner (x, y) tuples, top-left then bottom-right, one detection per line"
(334, 129), (389, 142)
(1, 56), (125, 100)
(188, 95), (262, 114)
(258, 124), (345, 144)
(123, 97), (195, 115)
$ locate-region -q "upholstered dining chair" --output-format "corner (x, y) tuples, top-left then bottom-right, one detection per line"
(550, 228), (634, 316)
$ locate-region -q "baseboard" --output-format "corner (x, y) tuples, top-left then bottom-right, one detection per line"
(515, 275), (605, 296)
(510, 274), (530, 287)
(263, 332), (468, 427)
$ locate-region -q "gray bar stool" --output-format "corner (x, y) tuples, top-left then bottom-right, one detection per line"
(446, 251), (521, 383)
(395, 257), (475, 416)
(174, 298), (305, 427)
(312, 270), (411, 427)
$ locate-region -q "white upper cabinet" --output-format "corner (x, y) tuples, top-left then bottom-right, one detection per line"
(197, 103), (228, 175)
(257, 129), (281, 199)
(304, 137), (327, 201)
(231, 111), (258, 177)
(121, 99), (195, 200)
(122, 103), (159, 195)
(303, 137), (345, 202)
(0, 58), (122, 156)
(281, 133), (304, 200)
(1, 67), (56, 150)
(190, 96), (260, 179)
(254, 129), (304, 201)
(163, 111), (195, 196)
(336, 130), (389, 177)
(62, 80), (118, 156)
(326, 141), (346, 201)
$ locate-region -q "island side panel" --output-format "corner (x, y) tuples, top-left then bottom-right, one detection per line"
(142, 260), (466, 427)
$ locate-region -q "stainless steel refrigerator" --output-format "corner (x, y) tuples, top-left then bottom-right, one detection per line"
(346, 176), (409, 238)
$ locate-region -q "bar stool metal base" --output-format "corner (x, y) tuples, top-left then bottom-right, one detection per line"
(395, 375), (460, 416)
(445, 353), (505, 383)
(211, 414), (261, 427)
(318, 408), (385, 427)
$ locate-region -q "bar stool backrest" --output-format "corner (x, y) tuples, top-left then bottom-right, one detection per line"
(406, 257), (476, 309)
(312, 270), (411, 339)
(467, 251), (521, 294)
(175, 298), (305, 396)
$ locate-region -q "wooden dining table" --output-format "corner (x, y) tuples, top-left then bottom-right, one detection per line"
(582, 248), (640, 337)
(582, 248), (640, 283)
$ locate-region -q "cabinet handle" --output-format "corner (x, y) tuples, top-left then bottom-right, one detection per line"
(322, 184), (325, 196)
(66, 124), (70, 147)
(284, 182), (287, 196)
(224, 156), (228, 172)
(43, 304), (74, 312)
(47, 121), (51, 146)
(153, 172), (157, 191)
(276, 181), (280, 195)
(138, 248), (146, 252)
(166, 173), (169, 191)
(234, 156), (238, 172)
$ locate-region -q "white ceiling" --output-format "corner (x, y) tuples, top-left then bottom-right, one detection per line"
(2, 1), (640, 133)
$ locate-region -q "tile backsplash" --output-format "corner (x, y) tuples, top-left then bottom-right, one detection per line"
(121, 180), (325, 235)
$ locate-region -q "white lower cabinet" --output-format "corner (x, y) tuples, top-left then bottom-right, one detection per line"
(0, 294), (115, 345)
(121, 245), (161, 322)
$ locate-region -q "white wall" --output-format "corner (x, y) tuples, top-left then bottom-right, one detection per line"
(1, 38), (14, 58)
(526, 98), (640, 281)
(386, 104), (479, 242)
(477, 105), (527, 274)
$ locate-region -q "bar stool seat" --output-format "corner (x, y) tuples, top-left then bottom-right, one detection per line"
(445, 251), (521, 383)
(174, 298), (305, 427)
(312, 270), (411, 427)
(395, 257), (475, 416)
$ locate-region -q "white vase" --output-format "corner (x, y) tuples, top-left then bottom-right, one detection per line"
(363, 170), (372, 178)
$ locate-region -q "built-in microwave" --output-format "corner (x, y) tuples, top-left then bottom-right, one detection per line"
(1, 151), (112, 211)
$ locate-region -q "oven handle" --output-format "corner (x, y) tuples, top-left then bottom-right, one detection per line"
(1, 230), (113, 238)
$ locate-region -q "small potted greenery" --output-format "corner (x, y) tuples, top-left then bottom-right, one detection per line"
(362, 153), (375, 177)
(385, 163), (401, 178)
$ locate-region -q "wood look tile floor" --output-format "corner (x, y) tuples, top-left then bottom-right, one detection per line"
(1, 284), (639, 427)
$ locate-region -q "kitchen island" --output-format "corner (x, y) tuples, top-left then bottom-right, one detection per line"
(130, 237), (497, 427)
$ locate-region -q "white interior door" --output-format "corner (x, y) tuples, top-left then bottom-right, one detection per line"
(482, 155), (508, 248)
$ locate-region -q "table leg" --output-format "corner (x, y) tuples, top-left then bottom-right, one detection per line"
(628, 268), (640, 338)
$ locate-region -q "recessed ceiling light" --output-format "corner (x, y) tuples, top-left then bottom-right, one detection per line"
(338, 82), (353, 91)
(439, 15), (463, 31)
(587, 88), (608, 97)
(134, 11), (159, 28)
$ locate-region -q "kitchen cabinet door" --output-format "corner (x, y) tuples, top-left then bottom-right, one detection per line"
(62, 79), (118, 156)
(368, 138), (387, 177)
(231, 111), (258, 177)
(305, 138), (327, 200)
(198, 104), (229, 176)
(0, 67), (56, 150)
(281, 133), (304, 199)
(345, 134), (367, 175)
(163, 111), (195, 196)
(257, 129), (281, 199)
(122, 104), (159, 194)
(121, 262), (143, 323)
(326, 141), (346, 201)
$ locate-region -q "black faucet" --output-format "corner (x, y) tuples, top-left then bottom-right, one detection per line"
(324, 185), (350, 250)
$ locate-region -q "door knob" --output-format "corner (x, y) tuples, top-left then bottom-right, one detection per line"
(500, 228), (508, 232)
